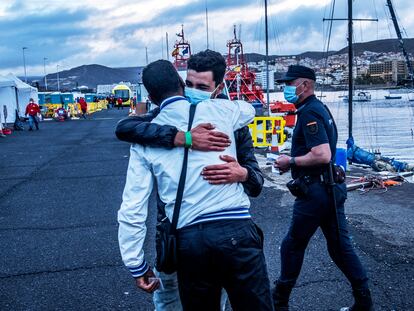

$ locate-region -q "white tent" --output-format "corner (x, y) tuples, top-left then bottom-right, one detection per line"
(0, 75), (17, 124)
(0, 74), (38, 123)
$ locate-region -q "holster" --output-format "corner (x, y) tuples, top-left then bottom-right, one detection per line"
(332, 164), (346, 184)
(286, 178), (309, 198)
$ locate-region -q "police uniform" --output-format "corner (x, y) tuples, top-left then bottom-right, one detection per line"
(273, 66), (372, 311)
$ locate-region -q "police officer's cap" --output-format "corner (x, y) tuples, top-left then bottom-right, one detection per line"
(276, 65), (316, 83)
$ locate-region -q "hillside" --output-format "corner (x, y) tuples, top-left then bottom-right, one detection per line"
(31, 38), (414, 91)
(38, 64), (143, 91)
(244, 38), (414, 62)
(335, 38), (414, 55)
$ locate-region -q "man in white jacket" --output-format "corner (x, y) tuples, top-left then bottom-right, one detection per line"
(118, 60), (273, 311)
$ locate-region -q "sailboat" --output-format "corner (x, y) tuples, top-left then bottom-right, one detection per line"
(384, 94), (402, 100)
(224, 25), (296, 127)
(172, 25), (191, 73)
(332, 0), (414, 172)
(343, 91), (372, 102)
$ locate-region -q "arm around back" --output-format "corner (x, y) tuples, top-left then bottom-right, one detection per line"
(115, 108), (178, 148)
(235, 126), (264, 197)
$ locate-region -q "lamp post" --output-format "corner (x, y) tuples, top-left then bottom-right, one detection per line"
(56, 64), (60, 91)
(22, 47), (28, 83)
(43, 57), (48, 91)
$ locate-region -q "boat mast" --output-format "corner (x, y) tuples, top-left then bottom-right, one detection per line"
(205, 0), (209, 49)
(166, 32), (169, 61)
(264, 0), (270, 115)
(386, 0), (414, 85)
(347, 0), (353, 140)
(324, 1), (377, 141)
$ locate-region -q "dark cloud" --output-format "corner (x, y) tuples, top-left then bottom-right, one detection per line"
(0, 8), (94, 68)
(116, 0), (255, 36)
(1, 0), (413, 74)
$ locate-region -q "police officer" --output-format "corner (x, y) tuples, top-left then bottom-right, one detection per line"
(273, 65), (373, 311)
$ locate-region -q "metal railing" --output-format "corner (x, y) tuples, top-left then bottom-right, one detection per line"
(248, 116), (286, 147)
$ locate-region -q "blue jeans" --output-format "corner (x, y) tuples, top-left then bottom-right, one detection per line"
(279, 182), (368, 290)
(28, 115), (39, 130)
(153, 268), (228, 311)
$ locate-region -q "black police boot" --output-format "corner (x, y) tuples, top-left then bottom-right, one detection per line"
(340, 288), (373, 311)
(272, 281), (293, 311)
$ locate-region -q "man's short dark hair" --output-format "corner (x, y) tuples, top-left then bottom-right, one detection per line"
(187, 49), (226, 86)
(142, 60), (183, 105)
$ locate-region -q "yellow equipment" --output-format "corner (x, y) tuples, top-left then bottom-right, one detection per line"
(112, 84), (132, 107)
(248, 116), (286, 147)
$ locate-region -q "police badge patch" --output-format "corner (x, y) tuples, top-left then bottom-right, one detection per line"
(306, 121), (318, 134)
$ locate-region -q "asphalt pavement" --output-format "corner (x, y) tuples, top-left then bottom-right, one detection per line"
(0, 109), (412, 310)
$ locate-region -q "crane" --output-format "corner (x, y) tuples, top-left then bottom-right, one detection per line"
(386, 0), (413, 85)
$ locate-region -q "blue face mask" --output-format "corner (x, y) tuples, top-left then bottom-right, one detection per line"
(185, 87), (212, 104)
(283, 82), (305, 103)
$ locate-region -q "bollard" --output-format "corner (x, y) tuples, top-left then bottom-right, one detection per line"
(335, 148), (347, 171)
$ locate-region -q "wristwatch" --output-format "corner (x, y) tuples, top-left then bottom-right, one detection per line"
(289, 157), (296, 167)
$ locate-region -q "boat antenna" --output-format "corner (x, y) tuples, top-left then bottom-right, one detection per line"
(161, 35), (164, 59)
(264, 0), (270, 115)
(166, 32), (169, 61)
(205, 0), (209, 49)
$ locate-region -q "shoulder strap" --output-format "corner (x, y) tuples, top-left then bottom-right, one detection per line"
(170, 104), (197, 233)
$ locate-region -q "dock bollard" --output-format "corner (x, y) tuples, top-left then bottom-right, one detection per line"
(335, 148), (347, 171)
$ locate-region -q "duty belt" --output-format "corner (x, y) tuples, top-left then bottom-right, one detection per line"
(301, 174), (327, 185)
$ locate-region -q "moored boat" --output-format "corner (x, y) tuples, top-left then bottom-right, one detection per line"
(385, 95), (402, 99)
(343, 91), (371, 102)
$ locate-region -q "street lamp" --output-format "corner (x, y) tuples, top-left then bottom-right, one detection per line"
(22, 47), (28, 83)
(56, 64), (60, 92)
(43, 57), (48, 91)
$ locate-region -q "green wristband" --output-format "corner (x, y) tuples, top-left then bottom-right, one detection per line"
(184, 131), (192, 148)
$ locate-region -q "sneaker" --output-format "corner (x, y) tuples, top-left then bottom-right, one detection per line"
(273, 281), (293, 311)
(340, 288), (373, 311)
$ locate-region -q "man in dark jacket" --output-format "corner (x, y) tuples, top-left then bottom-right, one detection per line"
(116, 50), (265, 311)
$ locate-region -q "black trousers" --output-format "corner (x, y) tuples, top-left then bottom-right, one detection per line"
(279, 182), (369, 290)
(176, 219), (274, 311)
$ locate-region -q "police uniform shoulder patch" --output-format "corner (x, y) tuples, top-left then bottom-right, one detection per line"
(306, 121), (318, 134)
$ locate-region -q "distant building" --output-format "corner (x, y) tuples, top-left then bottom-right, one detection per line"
(342, 67), (357, 84)
(316, 74), (333, 85)
(255, 71), (275, 91)
(368, 60), (414, 83)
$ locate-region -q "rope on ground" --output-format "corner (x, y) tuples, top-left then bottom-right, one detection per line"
(349, 174), (405, 194)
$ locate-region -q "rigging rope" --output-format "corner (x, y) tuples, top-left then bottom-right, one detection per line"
(320, 0), (336, 99)
(372, 0), (379, 40)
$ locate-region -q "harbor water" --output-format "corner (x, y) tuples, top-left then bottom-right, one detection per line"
(270, 90), (414, 165)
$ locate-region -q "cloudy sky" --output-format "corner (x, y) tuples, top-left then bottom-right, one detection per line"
(1, 0), (413, 76)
